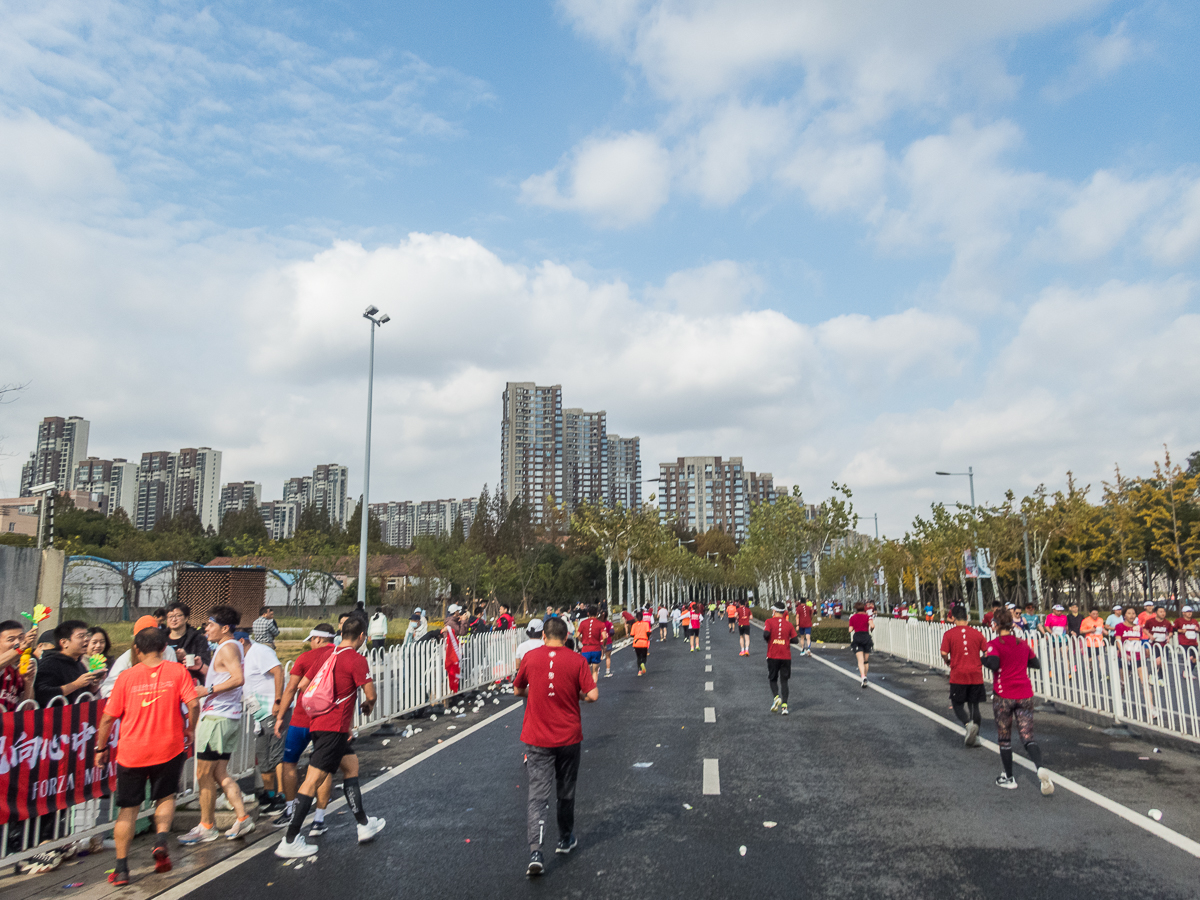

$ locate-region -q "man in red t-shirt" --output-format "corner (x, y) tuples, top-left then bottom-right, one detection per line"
(794, 599), (814, 657)
(1144, 606), (1174, 685)
(1174, 607), (1198, 672)
(95, 624), (198, 884)
(276, 618), (382, 859)
(575, 606), (605, 681)
(273, 623), (337, 829)
(939, 605), (987, 747)
(736, 601), (753, 656)
(763, 602), (798, 714)
(515, 616), (597, 876)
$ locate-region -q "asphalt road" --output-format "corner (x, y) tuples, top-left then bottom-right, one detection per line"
(180, 618), (1200, 900)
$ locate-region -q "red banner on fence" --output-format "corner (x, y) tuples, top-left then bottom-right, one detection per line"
(0, 700), (117, 825)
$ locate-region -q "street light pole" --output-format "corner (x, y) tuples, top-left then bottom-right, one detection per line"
(936, 466), (981, 622)
(357, 305), (389, 608)
(1021, 511), (1034, 608)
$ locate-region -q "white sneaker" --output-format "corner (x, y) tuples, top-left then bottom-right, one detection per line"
(274, 835), (318, 859)
(357, 816), (386, 843)
(995, 774), (1018, 790)
(225, 815), (256, 840)
(178, 824), (220, 845)
(770, 696), (782, 713)
(964, 722), (980, 747)
(1037, 767), (1054, 796)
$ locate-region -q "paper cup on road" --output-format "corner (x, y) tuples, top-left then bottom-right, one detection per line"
(185, 654), (197, 667)
(1148, 809), (1163, 821)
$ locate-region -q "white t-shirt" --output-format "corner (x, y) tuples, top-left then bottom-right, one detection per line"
(670, 609), (682, 624)
(242, 642), (281, 720)
(658, 607), (669, 623)
(99, 649), (133, 699)
(515, 637), (544, 661)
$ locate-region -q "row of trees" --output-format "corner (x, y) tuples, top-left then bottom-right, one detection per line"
(740, 448), (1200, 617)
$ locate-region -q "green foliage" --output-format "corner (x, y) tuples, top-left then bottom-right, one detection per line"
(340, 578), (381, 606)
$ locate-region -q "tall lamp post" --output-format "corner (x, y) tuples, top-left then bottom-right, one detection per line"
(935, 467), (980, 622)
(357, 305), (390, 608)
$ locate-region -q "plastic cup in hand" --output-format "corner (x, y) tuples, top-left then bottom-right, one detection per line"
(185, 654), (197, 667)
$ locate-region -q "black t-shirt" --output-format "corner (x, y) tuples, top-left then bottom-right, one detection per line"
(1066, 613), (1085, 635)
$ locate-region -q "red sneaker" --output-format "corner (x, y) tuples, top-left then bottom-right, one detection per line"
(153, 845), (172, 873)
(109, 870), (131, 886)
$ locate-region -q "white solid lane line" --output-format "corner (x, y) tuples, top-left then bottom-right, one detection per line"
(704, 707), (716, 723)
(703, 758), (721, 795)
(705, 681), (714, 691)
(157, 700), (527, 898)
(809, 652), (1200, 861)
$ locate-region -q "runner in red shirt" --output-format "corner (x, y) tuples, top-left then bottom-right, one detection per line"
(794, 599), (814, 657)
(736, 601), (753, 656)
(273, 624), (337, 830)
(984, 608), (1052, 795)
(600, 613), (615, 678)
(495, 603), (515, 631)
(688, 604), (702, 652)
(276, 617), (382, 859)
(763, 602), (798, 714)
(848, 603), (874, 687)
(1175, 607), (1198, 674)
(939, 605), (987, 747)
(514, 617), (598, 876)
(575, 605), (605, 681)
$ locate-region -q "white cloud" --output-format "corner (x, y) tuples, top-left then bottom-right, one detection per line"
(816, 309), (975, 382)
(1043, 170), (1169, 261)
(778, 136), (888, 215)
(677, 101), (792, 205)
(1044, 19), (1148, 101)
(520, 131), (672, 227)
(645, 260), (764, 316)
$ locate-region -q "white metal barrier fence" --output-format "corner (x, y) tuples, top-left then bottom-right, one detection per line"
(1, 630), (521, 865)
(871, 618), (1200, 743)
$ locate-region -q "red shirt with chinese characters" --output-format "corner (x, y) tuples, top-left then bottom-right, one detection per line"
(515, 645), (596, 748)
(764, 616), (797, 660)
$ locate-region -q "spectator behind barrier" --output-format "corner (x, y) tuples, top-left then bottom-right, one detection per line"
(34, 620), (103, 706)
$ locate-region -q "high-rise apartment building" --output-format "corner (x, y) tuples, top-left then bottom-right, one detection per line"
(501, 383), (641, 520)
(20, 416), (90, 495)
(657, 456), (776, 541)
(219, 481), (262, 523)
(371, 497), (477, 547)
(133, 447), (223, 531)
(259, 500), (299, 542)
(563, 409), (608, 509)
(501, 383), (563, 524)
(74, 457), (138, 517)
(607, 435), (642, 510)
(276, 464), (349, 533)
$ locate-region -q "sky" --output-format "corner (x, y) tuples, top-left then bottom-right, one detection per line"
(2, 0), (1199, 537)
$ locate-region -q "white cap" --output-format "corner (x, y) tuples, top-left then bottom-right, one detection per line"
(1184, 606), (1194, 613)
(526, 618), (544, 633)
(304, 627), (335, 641)
(1144, 600), (1154, 607)
(1053, 604), (1065, 611)
(1112, 605), (1122, 611)
(447, 604), (462, 614)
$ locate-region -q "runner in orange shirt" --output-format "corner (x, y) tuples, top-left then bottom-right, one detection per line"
(94, 619), (199, 885)
(726, 601), (737, 633)
(630, 613), (652, 676)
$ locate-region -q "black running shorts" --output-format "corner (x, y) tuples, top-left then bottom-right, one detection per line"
(308, 731), (355, 773)
(738, 625), (751, 635)
(949, 682), (987, 704)
(116, 752), (187, 808)
(851, 635), (873, 654)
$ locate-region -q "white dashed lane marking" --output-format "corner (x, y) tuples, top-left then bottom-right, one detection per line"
(703, 759), (721, 795)
(704, 707), (716, 723)
(705, 681), (714, 691)
(705, 665), (712, 672)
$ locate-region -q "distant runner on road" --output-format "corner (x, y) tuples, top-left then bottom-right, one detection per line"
(736, 600), (752, 656)
(848, 603), (874, 688)
(630, 614), (651, 676)
(984, 608), (1053, 795)
(794, 598), (813, 657)
(689, 604), (702, 652)
(658, 605), (669, 642)
(764, 602), (798, 715)
(726, 602), (737, 633)
(575, 606), (605, 683)
(939, 605), (986, 747)
(670, 606), (682, 639)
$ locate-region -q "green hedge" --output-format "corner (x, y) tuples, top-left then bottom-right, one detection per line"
(811, 625), (850, 644)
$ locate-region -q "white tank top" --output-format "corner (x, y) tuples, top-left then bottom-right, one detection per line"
(202, 639), (244, 719)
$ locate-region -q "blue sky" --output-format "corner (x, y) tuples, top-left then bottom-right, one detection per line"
(2, 0), (1199, 535)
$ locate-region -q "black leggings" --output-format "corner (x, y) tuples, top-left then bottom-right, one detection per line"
(952, 702), (982, 726)
(635, 647), (648, 667)
(767, 658), (791, 703)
